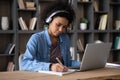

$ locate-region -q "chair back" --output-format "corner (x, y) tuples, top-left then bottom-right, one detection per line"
(19, 54), (24, 70)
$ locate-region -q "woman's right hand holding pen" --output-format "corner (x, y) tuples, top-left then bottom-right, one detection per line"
(50, 63), (68, 72)
(50, 57), (68, 72)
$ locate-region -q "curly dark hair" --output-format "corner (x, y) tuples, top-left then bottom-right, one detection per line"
(40, 1), (75, 25)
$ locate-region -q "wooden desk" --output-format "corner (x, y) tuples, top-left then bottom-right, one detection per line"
(0, 67), (120, 80)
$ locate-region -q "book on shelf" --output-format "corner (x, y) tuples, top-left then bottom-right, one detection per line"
(18, 0), (25, 9)
(67, 24), (73, 31)
(115, 20), (120, 30)
(38, 69), (76, 76)
(81, 0), (89, 2)
(29, 17), (37, 30)
(26, 7), (36, 10)
(18, 17), (28, 30)
(70, 47), (75, 60)
(4, 43), (15, 55)
(7, 61), (14, 71)
(18, 0), (36, 10)
(98, 14), (108, 30)
(25, 1), (36, 10)
(93, 0), (99, 12)
(114, 36), (120, 49)
(77, 38), (84, 52)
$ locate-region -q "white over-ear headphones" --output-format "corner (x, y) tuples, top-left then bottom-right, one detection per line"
(45, 10), (69, 23)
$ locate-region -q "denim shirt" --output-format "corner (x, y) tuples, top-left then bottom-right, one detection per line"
(21, 29), (80, 72)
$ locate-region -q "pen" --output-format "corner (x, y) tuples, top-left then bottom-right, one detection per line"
(56, 57), (63, 66)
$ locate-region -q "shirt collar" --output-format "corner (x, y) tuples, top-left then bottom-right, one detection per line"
(44, 29), (63, 47)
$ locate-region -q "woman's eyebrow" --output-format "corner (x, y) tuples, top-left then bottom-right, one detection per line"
(56, 22), (68, 27)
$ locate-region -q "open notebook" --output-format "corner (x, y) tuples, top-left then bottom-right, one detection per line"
(38, 69), (76, 76)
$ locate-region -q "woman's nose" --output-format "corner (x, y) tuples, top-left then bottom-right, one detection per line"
(58, 26), (64, 32)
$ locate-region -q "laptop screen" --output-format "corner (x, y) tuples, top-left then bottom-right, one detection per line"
(80, 43), (112, 71)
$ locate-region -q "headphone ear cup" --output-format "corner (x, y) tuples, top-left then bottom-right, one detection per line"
(46, 17), (52, 23)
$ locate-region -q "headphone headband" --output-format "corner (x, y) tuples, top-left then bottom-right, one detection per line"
(46, 10), (69, 23)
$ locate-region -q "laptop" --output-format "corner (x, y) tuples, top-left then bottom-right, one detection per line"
(70, 42), (112, 71)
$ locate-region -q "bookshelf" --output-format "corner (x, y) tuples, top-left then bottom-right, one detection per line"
(16, 0), (39, 70)
(0, 0), (120, 71)
(109, 0), (120, 62)
(0, 0), (16, 71)
(71, 0), (120, 62)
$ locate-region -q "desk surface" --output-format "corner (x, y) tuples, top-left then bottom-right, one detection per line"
(0, 67), (120, 80)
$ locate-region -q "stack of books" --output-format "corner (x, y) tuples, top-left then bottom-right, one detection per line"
(77, 38), (84, 52)
(98, 14), (108, 30)
(18, 0), (36, 10)
(7, 61), (14, 71)
(18, 17), (37, 30)
(4, 43), (15, 55)
(25, 2), (36, 10)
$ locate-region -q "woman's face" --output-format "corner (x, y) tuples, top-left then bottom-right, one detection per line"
(48, 17), (69, 38)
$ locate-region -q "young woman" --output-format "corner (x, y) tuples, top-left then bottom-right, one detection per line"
(21, 1), (80, 72)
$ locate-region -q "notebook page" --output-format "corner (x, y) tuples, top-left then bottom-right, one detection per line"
(38, 69), (76, 76)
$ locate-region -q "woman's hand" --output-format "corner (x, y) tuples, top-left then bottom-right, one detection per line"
(50, 63), (68, 72)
